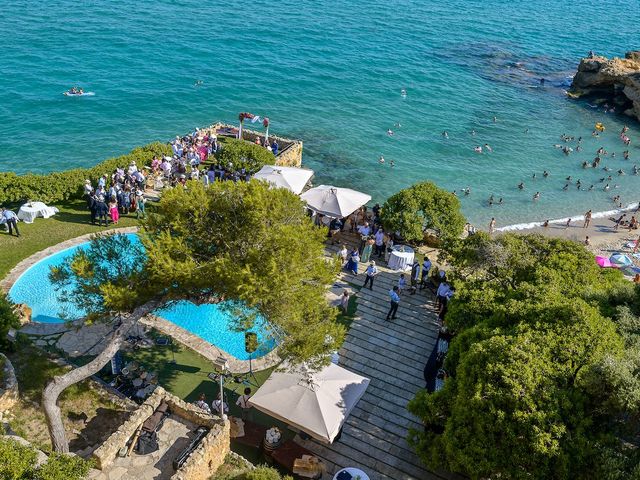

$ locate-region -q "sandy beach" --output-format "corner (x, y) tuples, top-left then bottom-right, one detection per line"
(504, 216), (640, 264)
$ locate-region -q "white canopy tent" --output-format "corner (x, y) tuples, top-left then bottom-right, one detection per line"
(248, 363), (370, 444)
(300, 185), (371, 218)
(253, 165), (314, 195)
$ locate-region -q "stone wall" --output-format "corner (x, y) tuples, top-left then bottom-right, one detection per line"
(170, 421), (230, 480)
(92, 387), (230, 480)
(209, 122), (303, 167)
(0, 353), (19, 413)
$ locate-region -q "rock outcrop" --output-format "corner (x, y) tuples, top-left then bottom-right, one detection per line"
(570, 51), (640, 121)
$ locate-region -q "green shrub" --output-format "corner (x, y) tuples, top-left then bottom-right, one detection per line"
(214, 138), (275, 174)
(0, 292), (20, 352)
(241, 466), (293, 480)
(0, 142), (171, 205)
(0, 438), (91, 480)
(33, 452), (91, 480)
(0, 438), (37, 480)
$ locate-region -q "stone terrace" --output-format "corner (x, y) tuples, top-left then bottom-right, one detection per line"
(295, 232), (454, 480)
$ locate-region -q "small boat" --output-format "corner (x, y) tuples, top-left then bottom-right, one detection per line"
(63, 90), (94, 97)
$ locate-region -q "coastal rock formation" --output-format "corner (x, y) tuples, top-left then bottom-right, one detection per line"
(570, 51), (640, 121)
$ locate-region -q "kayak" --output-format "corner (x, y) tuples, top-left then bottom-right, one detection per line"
(63, 91), (95, 96)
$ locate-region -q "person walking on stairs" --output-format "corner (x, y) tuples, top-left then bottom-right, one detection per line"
(386, 286), (400, 321)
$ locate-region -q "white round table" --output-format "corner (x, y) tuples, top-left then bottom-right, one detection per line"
(17, 202), (59, 224)
(333, 467), (370, 480)
(387, 245), (415, 271)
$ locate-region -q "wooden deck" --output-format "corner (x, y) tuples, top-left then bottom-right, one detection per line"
(294, 232), (451, 480)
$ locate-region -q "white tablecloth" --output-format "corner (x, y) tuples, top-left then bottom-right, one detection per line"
(333, 468), (370, 480)
(17, 202), (59, 224)
(388, 245), (415, 271)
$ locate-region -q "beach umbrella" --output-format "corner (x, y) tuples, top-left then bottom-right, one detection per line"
(300, 185), (371, 218)
(253, 165), (314, 195)
(609, 253), (633, 268)
(621, 265), (640, 277)
(596, 256), (613, 268)
(249, 362), (370, 444)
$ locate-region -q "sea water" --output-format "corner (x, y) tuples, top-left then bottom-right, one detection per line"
(0, 0), (638, 228)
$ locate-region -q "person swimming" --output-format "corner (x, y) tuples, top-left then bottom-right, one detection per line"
(194, 79), (204, 86)
(400, 89), (407, 97)
(533, 192), (540, 201)
(589, 185), (594, 191)
(387, 129), (394, 136)
(390, 160), (395, 167)
(463, 187), (471, 195)
(566, 176), (572, 182)
(532, 173), (537, 179)
(562, 183), (569, 191)
(498, 197), (503, 205)
(618, 169), (626, 176)
(633, 164), (639, 175)
(442, 131), (449, 138)
(604, 184), (611, 191)
(471, 129), (476, 136)
(474, 146), (483, 153)
(543, 170), (549, 178)
(518, 182), (524, 190)
(484, 144), (493, 153)
(493, 116), (497, 123)
(378, 155), (385, 164)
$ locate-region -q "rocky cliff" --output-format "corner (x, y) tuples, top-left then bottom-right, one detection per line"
(570, 51), (640, 122)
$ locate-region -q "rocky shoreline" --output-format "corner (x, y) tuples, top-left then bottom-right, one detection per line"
(570, 50), (640, 122)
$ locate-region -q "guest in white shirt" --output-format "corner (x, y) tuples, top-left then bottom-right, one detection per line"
(194, 393), (212, 414)
(236, 387), (253, 420)
(363, 261), (378, 290)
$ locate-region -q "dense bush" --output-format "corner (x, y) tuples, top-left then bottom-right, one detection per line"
(408, 233), (640, 479)
(381, 181), (466, 242)
(241, 466), (293, 480)
(214, 138), (275, 174)
(0, 142), (171, 205)
(0, 292), (20, 352)
(0, 438), (90, 480)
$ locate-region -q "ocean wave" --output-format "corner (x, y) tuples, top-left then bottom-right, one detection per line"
(496, 202), (640, 232)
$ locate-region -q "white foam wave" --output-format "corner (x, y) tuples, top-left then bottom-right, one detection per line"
(496, 202), (640, 232)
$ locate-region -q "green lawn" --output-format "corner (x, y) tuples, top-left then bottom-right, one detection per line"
(0, 199), (143, 279)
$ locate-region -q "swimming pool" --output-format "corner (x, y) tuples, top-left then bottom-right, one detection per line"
(8, 234), (276, 360)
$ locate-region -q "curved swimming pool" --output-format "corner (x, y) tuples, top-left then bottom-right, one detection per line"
(8, 234), (275, 360)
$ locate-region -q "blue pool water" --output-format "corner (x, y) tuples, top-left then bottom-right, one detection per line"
(0, 0), (638, 227)
(8, 234), (275, 360)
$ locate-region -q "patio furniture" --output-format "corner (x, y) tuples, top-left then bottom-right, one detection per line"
(270, 440), (323, 477)
(17, 201), (59, 224)
(231, 418), (267, 450)
(388, 245), (415, 271)
(333, 467), (370, 480)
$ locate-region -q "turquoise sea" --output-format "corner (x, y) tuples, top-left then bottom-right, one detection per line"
(0, 0), (638, 228)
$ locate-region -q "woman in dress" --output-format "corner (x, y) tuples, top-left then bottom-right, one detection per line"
(346, 248), (360, 275)
(109, 197), (120, 225)
(360, 237), (374, 263)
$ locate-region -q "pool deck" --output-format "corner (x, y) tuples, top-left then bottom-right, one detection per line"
(1, 226), (280, 374)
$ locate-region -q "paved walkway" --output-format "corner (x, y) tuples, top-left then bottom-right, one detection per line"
(296, 233), (450, 480)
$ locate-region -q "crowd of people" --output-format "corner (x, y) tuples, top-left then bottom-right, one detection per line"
(330, 204), (454, 324)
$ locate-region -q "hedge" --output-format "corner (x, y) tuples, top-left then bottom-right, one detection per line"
(0, 142), (172, 205)
(214, 138), (276, 174)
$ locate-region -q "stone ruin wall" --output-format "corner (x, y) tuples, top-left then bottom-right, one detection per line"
(93, 387), (230, 479)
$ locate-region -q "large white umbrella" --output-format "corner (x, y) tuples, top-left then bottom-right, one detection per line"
(249, 363), (370, 443)
(253, 165), (314, 195)
(300, 185), (371, 218)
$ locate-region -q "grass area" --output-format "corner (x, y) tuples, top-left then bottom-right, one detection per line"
(6, 344), (129, 453)
(0, 199), (142, 279)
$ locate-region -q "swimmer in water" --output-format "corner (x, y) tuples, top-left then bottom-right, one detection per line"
(576, 180), (582, 189)
(524, 128), (530, 133)
(471, 129), (476, 136)
(603, 166), (611, 172)
(633, 165), (639, 175)
(387, 129), (394, 136)
(566, 176), (572, 182)
(618, 169), (626, 176)
(562, 184), (569, 191)
(589, 185), (594, 191)
(533, 192), (540, 201)
(543, 170), (549, 178)
(400, 89), (407, 97)
(442, 131), (449, 138)
(394, 123), (402, 128)
(493, 116), (497, 123)
(488, 194), (494, 203)
(452, 190), (457, 196)
(604, 184), (610, 191)
(566, 218), (571, 228)
(518, 182), (525, 190)
(498, 197), (503, 205)
(463, 187), (471, 195)
(194, 80), (204, 86)
(532, 173), (537, 179)
(474, 146), (483, 153)
(378, 155), (385, 164)
(484, 144), (493, 153)
(390, 160), (395, 167)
